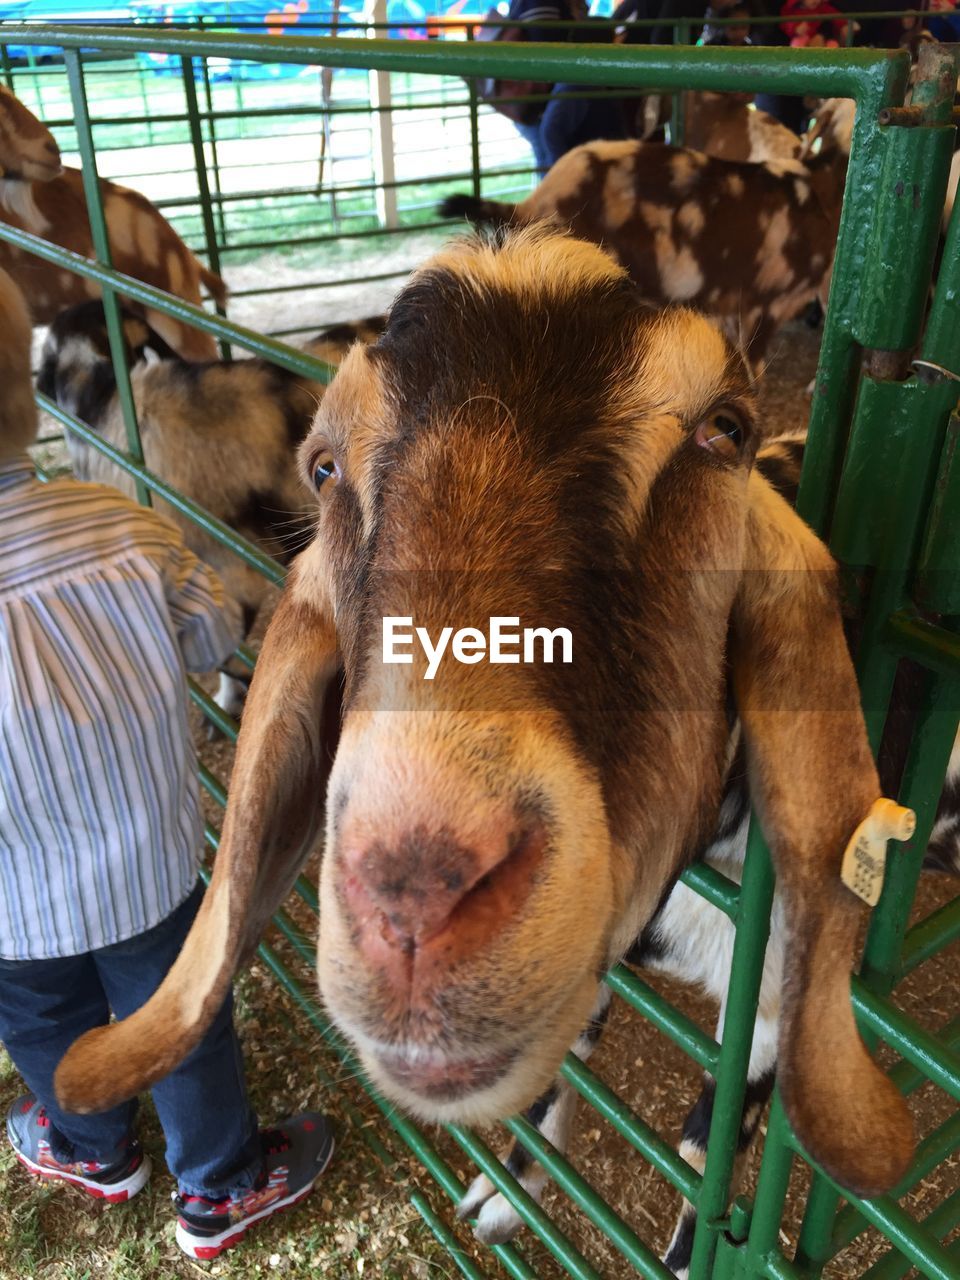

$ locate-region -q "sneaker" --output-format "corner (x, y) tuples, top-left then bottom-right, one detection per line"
(174, 1112), (335, 1260)
(6, 1093), (151, 1203)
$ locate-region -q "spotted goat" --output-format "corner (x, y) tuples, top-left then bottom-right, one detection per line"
(55, 231), (922, 1239)
(37, 301), (356, 718)
(0, 86), (225, 359)
(440, 106), (850, 360)
(643, 91), (804, 165)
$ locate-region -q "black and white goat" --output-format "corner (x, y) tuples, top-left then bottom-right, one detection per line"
(37, 302), (354, 720)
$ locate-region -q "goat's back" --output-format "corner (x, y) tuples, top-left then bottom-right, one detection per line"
(517, 140), (835, 354)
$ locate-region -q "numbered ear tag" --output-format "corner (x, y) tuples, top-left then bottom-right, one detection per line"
(841, 798), (917, 907)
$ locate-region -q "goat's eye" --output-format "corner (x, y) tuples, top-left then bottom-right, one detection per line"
(313, 455), (339, 489)
(695, 411), (747, 461)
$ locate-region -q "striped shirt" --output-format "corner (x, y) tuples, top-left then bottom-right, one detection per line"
(0, 455), (242, 960)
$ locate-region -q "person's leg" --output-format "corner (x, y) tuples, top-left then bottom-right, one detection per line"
(513, 119), (551, 178)
(0, 951), (137, 1162)
(93, 880), (261, 1198)
(540, 87), (592, 169)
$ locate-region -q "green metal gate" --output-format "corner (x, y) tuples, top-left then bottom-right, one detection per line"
(4, 24), (960, 1279)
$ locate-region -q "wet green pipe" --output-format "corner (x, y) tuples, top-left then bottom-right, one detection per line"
(688, 822), (776, 1279)
(850, 983), (960, 1101)
(678, 862), (740, 919)
(154, 166), (534, 211)
(445, 1125), (603, 1280)
(503, 1114), (675, 1280)
(605, 965), (721, 1072)
(861, 1188), (960, 1280)
(188, 682), (239, 742)
(64, 47), (151, 507)
(1, 223), (338, 386)
(181, 56), (230, 359)
(886, 1017), (960, 1097)
(796, 1171), (958, 1280)
(901, 897), (960, 975)
(885, 611), (960, 682)
(560, 1053), (704, 1201)
(410, 1192), (503, 1280)
(6, 30), (912, 104)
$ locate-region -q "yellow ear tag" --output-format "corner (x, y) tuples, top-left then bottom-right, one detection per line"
(841, 799), (917, 907)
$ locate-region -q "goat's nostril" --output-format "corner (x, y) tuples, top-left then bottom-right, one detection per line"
(343, 819), (547, 977)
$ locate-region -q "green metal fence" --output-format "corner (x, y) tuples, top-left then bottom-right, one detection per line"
(4, 23), (960, 1280)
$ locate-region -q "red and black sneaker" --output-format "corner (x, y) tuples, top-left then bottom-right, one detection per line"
(174, 1113), (335, 1260)
(6, 1093), (151, 1203)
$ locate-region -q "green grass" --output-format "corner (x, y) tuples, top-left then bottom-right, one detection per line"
(7, 57), (535, 273)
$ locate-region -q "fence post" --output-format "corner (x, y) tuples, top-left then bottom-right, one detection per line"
(670, 20), (691, 145)
(181, 54), (230, 360)
(368, 0), (398, 230)
(63, 47), (150, 507)
(198, 15), (228, 248)
(467, 22), (482, 201)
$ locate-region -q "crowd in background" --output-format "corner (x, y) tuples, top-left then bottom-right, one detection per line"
(498, 0), (955, 171)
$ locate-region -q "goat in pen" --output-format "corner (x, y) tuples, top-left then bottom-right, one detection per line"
(55, 228), (923, 1231)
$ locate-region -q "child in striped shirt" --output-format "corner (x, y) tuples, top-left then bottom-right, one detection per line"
(0, 271), (333, 1260)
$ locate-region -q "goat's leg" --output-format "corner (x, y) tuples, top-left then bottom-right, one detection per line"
(456, 985), (612, 1245)
(663, 1009), (777, 1280)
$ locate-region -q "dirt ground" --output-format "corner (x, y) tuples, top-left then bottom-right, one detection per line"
(10, 265), (960, 1280)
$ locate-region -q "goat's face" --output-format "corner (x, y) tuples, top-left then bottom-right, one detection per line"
(0, 84), (61, 182)
(55, 229), (915, 1198)
(38, 302), (178, 415)
(303, 230), (757, 1120)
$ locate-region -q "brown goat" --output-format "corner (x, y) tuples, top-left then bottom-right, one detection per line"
(683, 91), (803, 163)
(54, 227), (913, 1200)
(0, 82), (224, 358)
(0, 167), (226, 359)
(440, 136), (846, 359)
(0, 83), (62, 181)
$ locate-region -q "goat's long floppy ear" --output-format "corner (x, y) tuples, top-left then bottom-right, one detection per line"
(732, 475), (914, 1196)
(55, 573), (339, 1114)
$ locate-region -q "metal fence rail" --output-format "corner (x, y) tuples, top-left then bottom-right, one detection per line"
(4, 24), (960, 1280)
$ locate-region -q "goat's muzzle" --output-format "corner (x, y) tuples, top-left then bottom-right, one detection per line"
(341, 820), (547, 1001)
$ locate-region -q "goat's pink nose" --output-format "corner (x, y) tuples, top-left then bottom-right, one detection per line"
(341, 821), (545, 987)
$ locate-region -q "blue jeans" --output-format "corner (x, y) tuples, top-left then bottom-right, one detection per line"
(516, 86), (628, 178)
(0, 880), (261, 1198)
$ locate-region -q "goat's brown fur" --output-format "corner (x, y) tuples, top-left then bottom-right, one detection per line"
(0, 166), (225, 358)
(683, 92), (803, 164)
(0, 83), (61, 182)
(55, 228), (912, 1196)
(441, 138), (846, 359)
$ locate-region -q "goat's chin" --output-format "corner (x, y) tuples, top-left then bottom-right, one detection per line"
(22, 160), (63, 181)
(332, 972), (599, 1126)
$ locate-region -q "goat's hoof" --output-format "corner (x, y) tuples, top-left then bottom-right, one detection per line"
(205, 721), (226, 743)
(456, 1172), (525, 1245)
(474, 1194), (526, 1245)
